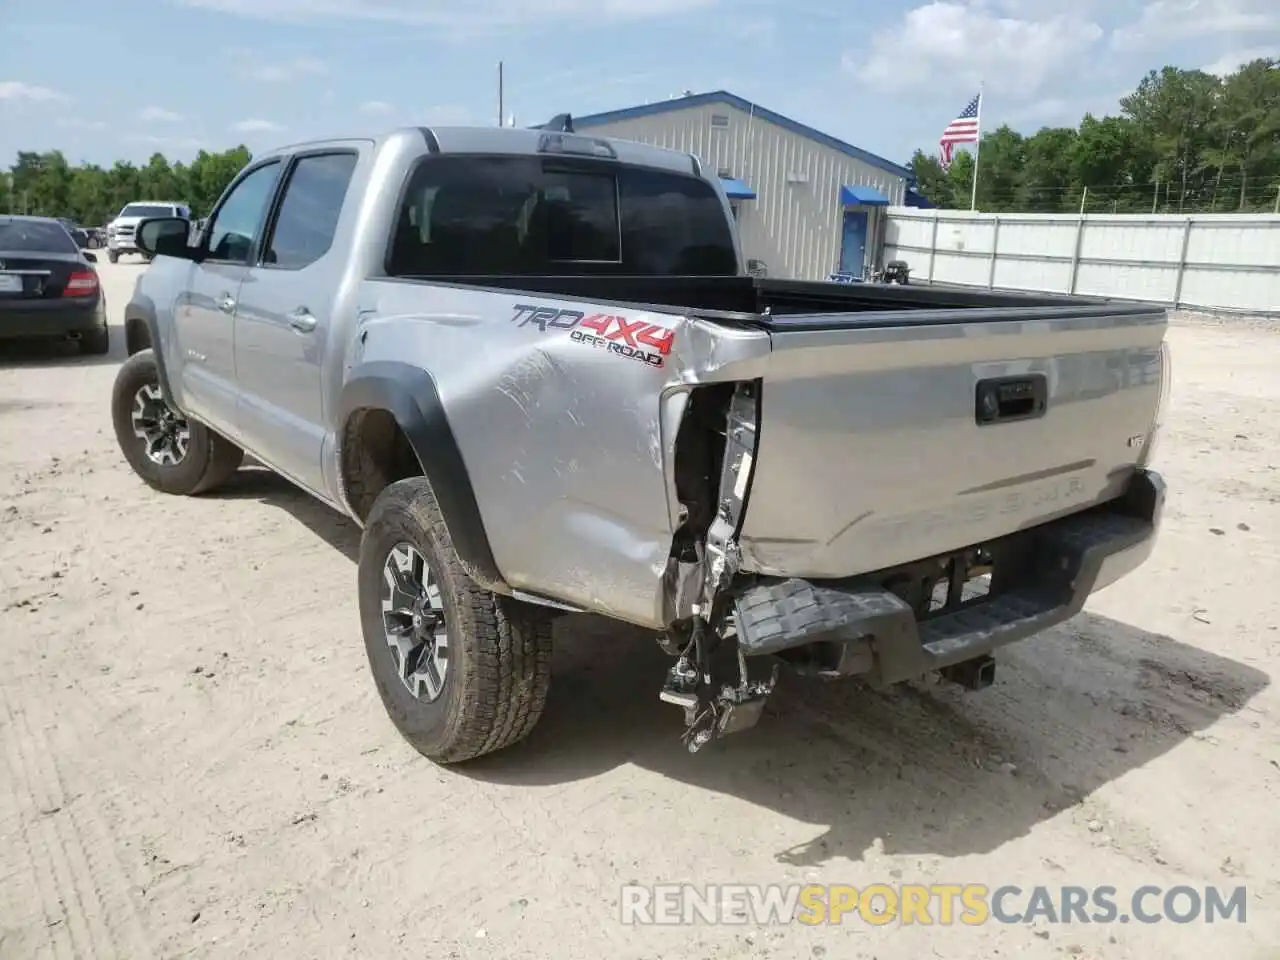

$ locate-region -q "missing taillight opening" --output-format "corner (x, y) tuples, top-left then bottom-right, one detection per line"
(63, 271), (98, 296)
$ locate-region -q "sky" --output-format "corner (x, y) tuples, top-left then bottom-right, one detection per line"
(1, 0), (1277, 171)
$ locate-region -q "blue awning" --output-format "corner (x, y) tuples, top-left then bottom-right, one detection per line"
(839, 184), (890, 206)
(720, 177), (757, 200)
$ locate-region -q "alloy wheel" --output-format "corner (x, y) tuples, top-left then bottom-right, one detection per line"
(130, 384), (190, 466)
(381, 542), (449, 702)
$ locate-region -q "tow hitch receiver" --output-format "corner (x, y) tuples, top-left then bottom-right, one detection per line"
(939, 654), (996, 690)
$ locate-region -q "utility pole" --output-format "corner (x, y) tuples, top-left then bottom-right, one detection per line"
(497, 61), (504, 128)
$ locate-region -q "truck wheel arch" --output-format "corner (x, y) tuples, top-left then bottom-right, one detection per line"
(338, 362), (507, 594)
(125, 316), (152, 355)
(122, 298), (177, 405)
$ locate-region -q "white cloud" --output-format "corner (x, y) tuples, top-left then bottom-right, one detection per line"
(1111, 0), (1280, 50)
(1201, 47), (1280, 77)
(850, 2), (1103, 96)
(359, 100), (394, 115)
(0, 81), (68, 103)
(139, 106), (184, 123)
(230, 118), (283, 132)
(226, 49), (327, 82)
(174, 0), (715, 27)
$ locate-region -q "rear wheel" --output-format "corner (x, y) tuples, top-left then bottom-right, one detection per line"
(80, 326), (109, 356)
(358, 476), (554, 764)
(107, 249), (119, 264)
(111, 349), (244, 495)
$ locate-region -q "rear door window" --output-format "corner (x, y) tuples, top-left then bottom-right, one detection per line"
(262, 152), (358, 269)
(386, 156), (737, 277)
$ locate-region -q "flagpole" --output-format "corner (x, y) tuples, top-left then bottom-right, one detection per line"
(970, 82), (983, 211)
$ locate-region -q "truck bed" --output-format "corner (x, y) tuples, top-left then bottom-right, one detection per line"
(375, 269), (1166, 627)
(423, 273), (1149, 325)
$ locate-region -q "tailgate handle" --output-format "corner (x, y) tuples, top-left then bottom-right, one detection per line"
(975, 375), (1048, 425)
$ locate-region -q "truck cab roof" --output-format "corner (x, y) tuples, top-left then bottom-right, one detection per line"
(260, 126), (703, 178)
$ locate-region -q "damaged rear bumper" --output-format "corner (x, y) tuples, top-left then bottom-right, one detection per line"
(732, 469), (1165, 687)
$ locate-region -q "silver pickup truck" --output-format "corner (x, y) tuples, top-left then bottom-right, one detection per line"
(112, 124), (1170, 763)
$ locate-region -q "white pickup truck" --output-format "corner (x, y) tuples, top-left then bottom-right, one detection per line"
(112, 122), (1170, 764)
(106, 201), (191, 263)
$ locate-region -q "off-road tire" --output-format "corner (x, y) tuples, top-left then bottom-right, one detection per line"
(358, 476), (554, 764)
(81, 325), (110, 356)
(107, 249), (119, 264)
(111, 349), (244, 495)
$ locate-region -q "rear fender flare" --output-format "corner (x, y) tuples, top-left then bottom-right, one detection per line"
(337, 361), (507, 593)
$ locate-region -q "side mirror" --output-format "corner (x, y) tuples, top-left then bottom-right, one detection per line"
(136, 217), (196, 260)
(83, 251), (98, 263)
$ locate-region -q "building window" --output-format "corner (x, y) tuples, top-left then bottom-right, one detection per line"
(710, 113), (730, 129)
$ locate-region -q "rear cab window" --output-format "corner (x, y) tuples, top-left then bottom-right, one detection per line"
(386, 156), (738, 277)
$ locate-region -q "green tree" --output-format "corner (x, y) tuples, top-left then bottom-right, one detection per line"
(911, 59), (1280, 213)
(1018, 127), (1077, 211)
(907, 150), (953, 206)
(1071, 114), (1157, 211)
(969, 125), (1025, 211)
(1206, 59), (1280, 211)
(1120, 66), (1220, 211)
(2, 145), (253, 223)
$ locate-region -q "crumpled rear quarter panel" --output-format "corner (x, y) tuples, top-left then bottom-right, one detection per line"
(353, 281), (770, 628)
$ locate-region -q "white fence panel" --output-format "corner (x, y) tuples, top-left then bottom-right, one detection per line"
(883, 209), (1280, 314)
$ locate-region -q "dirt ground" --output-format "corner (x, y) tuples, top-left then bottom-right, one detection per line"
(1, 260), (1277, 960)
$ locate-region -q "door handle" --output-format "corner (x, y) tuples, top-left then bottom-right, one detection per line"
(288, 308), (317, 333)
(218, 293), (236, 313)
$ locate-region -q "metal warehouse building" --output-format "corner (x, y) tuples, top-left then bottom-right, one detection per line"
(565, 90), (916, 281)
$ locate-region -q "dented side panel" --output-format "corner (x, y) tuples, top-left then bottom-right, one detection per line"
(350, 280), (771, 629)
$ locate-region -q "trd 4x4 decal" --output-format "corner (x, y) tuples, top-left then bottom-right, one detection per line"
(510, 303), (675, 369)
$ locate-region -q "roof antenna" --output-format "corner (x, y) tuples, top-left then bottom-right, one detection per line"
(545, 113), (574, 132)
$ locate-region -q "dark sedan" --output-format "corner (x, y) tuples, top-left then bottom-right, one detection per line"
(56, 217), (91, 249)
(0, 216), (109, 355)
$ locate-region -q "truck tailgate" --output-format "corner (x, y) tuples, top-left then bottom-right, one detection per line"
(735, 308), (1167, 578)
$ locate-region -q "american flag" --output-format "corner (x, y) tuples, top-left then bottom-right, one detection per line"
(939, 93), (981, 169)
